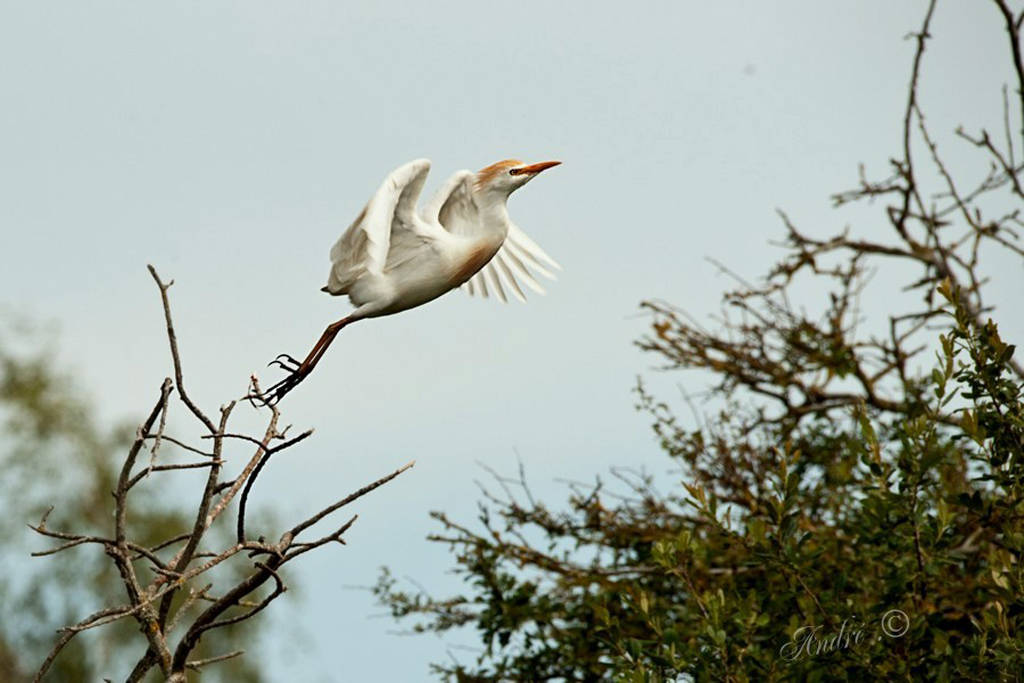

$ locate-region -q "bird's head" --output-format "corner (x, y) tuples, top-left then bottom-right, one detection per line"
(475, 159), (561, 198)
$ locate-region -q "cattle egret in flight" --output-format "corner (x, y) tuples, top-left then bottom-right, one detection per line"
(256, 158), (562, 404)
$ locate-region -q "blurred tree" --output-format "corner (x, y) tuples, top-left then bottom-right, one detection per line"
(0, 317), (264, 681)
(376, 1), (1024, 680)
(3, 268), (415, 681)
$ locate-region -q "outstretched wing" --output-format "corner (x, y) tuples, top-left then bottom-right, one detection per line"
(421, 168), (561, 304)
(326, 159), (431, 293)
(420, 170), (479, 237)
(464, 221), (562, 304)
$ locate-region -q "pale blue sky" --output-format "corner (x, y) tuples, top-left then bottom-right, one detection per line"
(2, 2), (1021, 680)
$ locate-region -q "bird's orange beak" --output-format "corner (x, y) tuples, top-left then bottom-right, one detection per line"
(520, 160), (561, 175)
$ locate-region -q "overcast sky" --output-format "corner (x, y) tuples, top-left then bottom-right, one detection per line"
(3, 2), (1022, 680)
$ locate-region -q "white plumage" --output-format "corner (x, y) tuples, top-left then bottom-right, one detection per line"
(258, 157), (561, 403)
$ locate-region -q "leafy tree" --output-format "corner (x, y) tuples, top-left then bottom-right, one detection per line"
(376, 2), (1024, 680)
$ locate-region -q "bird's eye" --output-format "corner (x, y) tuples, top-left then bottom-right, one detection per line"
(509, 168), (519, 176)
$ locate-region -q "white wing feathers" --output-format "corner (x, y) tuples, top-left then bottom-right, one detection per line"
(421, 170), (560, 304)
(328, 159), (560, 304)
(328, 159), (431, 288)
(463, 221), (561, 303)
(421, 170), (478, 236)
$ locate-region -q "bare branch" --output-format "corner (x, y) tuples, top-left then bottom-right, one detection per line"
(126, 461), (216, 491)
(34, 268), (418, 678)
(285, 514), (358, 562)
(143, 434), (214, 458)
(238, 426), (314, 542)
(32, 632), (76, 683)
(147, 265), (217, 433)
(116, 379), (174, 548)
(289, 460), (416, 539)
(993, 0), (1024, 154)
(185, 649), (245, 672)
(171, 558), (288, 672)
(168, 584), (212, 633)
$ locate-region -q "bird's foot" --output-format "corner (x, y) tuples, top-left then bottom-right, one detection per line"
(248, 354), (310, 406)
(264, 369), (309, 405)
(268, 353), (302, 372)
(249, 372), (305, 407)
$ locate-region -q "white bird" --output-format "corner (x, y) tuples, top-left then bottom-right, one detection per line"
(258, 157), (562, 403)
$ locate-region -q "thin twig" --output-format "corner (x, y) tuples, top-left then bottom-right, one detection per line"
(147, 265), (216, 433)
(127, 461), (216, 491)
(289, 461), (416, 539)
(185, 649), (245, 671)
(238, 427), (314, 542)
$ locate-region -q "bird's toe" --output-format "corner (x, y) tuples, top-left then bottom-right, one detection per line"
(268, 353), (302, 372)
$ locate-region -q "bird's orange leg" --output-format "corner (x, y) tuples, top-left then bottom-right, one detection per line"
(256, 317), (352, 405)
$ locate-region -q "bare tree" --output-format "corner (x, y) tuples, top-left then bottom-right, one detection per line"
(29, 266), (415, 682)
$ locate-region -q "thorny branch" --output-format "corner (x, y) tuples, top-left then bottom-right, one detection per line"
(30, 266), (415, 682)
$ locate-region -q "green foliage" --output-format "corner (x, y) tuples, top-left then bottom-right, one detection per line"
(375, 4), (1024, 679)
(375, 285), (1023, 683)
